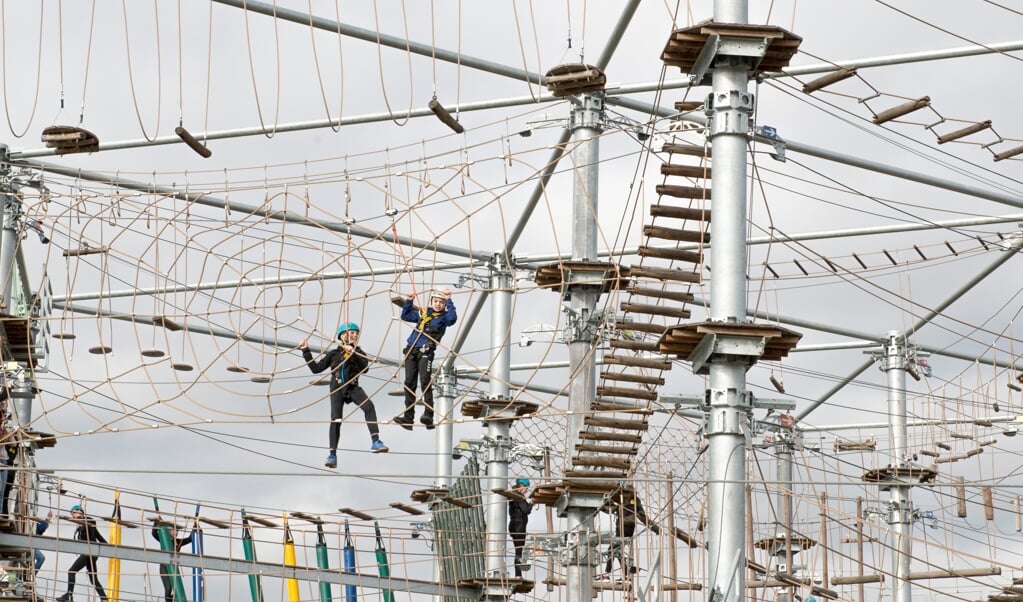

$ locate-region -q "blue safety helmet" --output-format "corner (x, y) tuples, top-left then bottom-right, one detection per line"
(515, 478), (530, 487)
(337, 322), (361, 337)
(70, 504), (83, 513)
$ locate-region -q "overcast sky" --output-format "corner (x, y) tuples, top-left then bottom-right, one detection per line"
(2, 1), (1023, 600)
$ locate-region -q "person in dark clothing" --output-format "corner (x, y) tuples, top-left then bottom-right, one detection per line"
(507, 477), (533, 578)
(300, 322), (388, 467)
(56, 505), (107, 602)
(394, 289), (457, 430)
(604, 492), (645, 577)
(151, 516), (193, 602)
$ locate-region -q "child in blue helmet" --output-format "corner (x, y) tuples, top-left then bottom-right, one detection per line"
(508, 477), (533, 577)
(299, 322), (388, 467)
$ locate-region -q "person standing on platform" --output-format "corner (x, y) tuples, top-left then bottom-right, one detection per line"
(508, 477), (533, 578)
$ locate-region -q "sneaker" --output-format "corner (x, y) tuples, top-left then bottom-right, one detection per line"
(56, 594), (72, 602)
(371, 440), (389, 453)
(324, 453), (337, 468)
(393, 415), (414, 431)
(420, 415), (435, 429)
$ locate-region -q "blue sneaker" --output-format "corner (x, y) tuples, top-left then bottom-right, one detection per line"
(325, 453), (337, 468)
(371, 440), (389, 453)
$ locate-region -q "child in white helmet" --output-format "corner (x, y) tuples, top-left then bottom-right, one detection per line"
(300, 322), (388, 467)
(394, 289), (457, 430)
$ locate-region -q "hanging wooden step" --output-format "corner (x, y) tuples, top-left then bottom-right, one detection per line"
(674, 101), (703, 112)
(600, 371), (665, 386)
(572, 456), (632, 470)
(620, 302), (691, 319)
(592, 400), (654, 414)
(656, 184), (709, 199)
(638, 246), (702, 263)
(616, 320), (667, 334)
(643, 225), (709, 244)
(575, 442), (640, 455)
(651, 205), (712, 222)
(626, 286), (695, 302)
(661, 163), (712, 179)
(564, 468), (628, 480)
(662, 143), (710, 158)
(630, 265), (701, 283)
(584, 416), (649, 430)
(596, 386), (657, 401)
(603, 354), (672, 369)
(609, 339), (661, 352)
(578, 430), (644, 443)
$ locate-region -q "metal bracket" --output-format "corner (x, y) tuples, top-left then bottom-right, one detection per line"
(690, 333), (767, 375)
(755, 125), (786, 161)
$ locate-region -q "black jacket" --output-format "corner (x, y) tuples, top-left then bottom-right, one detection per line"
(508, 498), (532, 529)
(302, 345), (369, 392)
(74, 517), (107, 544)
(152, 527), (193, 551)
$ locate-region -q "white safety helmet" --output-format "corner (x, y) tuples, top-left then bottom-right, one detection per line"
(429, 289), (446, 301)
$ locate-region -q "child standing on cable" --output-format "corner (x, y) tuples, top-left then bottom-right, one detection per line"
(300, 323), (388, 467)
(394, 289), (457, 430)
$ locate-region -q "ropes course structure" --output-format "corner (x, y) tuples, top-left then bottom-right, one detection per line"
(0, 2), (1022, 602)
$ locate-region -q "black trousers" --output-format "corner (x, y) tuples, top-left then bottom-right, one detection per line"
(509, 518), (528, 577)
(67, 554), (107, 599)
(329, 386), (380, 451)
(605, 523), (636, 573)
(401, 348), (435, 418)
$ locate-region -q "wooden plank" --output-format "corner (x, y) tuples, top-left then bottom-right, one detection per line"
(615, 320), (667, 334)
(599, 371), (665, 386)
(638, 246), (702, 264)
(603, 354), (671, 369)
(630, 265), (701, 283)
(595, 386), (657, 401)
(572, 456), (631, 470)
(338, 508), (376, 521)
(661, 163), (712, 179)
(656, 184), (709, 199)
(575, 443), (639, 455)
(389, 503), (425, 516)
(578, 431), (643, 443)
(608, 339), (661, 352)
(621, 302), (691, 319)
(661, 143), (710, 158)
(650, 205), (712, 221)
(583, 416), (649, 430)
(643, 225), (709, 244)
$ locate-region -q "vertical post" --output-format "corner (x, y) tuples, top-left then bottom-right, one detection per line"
(775, 440), (794, 602)
(0, 145), (18, 316)
(880, 331), (912, 602)
(666, 472), (677, 602)
(704, 2), (754, 600)
(564, 90), (604, 602)
(432, 367), (455, 602)
(484, 257), (513, 584)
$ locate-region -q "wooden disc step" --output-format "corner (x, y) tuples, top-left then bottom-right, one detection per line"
(615, 320), (666, 334)
(650, 205), (712, 221)
(593, 400), (654, 414)
(656, 184), (709, 199)
(603, 354), (672, 370)
(621, 302), (692, 319)
(600, 371), (665, 385)
(608, 339), (660, 352)
(661, 143), (710, 158)
(583, 416), (650, 430)
(626, 286), (695, 302)
(638, 246), (702, 263)
(578, 430), (644, 443)
(661, 163), (712, 179)
(564, 468), (629, 480)
(643, 225), (709, 244)
(571, 455), (632, 470)
(575, 442), (640, 455)
(630, 265), (701, 283)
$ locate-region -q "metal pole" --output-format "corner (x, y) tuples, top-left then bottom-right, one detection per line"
(880, 332), (912, 602)
(484, 257), (513, 588)
(775, 442), (794, 602)
(563, 89), (604, 602)
(705, 2), (751, 601)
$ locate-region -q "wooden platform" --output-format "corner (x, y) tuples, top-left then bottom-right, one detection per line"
(661, 21), (802, 75)
(534, 261), (629, 293)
